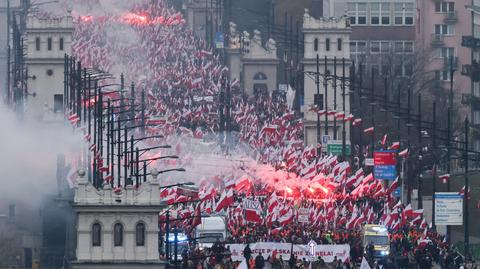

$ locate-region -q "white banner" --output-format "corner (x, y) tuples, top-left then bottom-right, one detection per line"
(227, 243), (350, 263)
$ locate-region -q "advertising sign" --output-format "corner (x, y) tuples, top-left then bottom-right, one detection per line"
(374, 150), (397, 181)
(434, 192), (463, 226)
(227, 243), (350, 263)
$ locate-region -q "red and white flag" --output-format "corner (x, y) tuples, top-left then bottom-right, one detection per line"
(381, 134), (388, 147)
(215, 189), (234, 212)
(344, 114), (354, 122)
(389, 142), (400, 150)
(439, 174), (450, 184)
(363, 126), (374, 134)
(352, 118), (362, 126)
(399, 148), (409, 158)
(243, 199), (262, 223)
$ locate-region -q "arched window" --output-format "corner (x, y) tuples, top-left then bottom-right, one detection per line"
(253, 72), (267, 80)
(136, 223), (145, 246)
(314, 38), (318, 51)
(92, 223), (101, 246)
(113, 223), (123, 246)
(326, 38), (330, 51)
(59, 37), (64, 51)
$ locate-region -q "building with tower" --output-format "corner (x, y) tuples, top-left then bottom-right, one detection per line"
(71, 169), (165, 269)
(24, 11), (74, 122)
(301, 9), (351, 152)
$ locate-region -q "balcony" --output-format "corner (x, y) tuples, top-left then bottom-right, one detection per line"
(444, 57), (458, 69)
(462, 64), (480, 82)
(444, 11), (458, 23)
(431, 34), (445, 47)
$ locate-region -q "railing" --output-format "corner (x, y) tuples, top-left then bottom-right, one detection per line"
(444, 11), (458, 23)
(431, 34), (445, 47)
(444, 56), (458, 69)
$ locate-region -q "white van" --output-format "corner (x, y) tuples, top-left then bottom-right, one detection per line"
(195, 216), (227, 250)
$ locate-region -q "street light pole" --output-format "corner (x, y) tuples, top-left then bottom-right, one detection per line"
(464, 117), (470, 257)
(432, 101), (437, 231)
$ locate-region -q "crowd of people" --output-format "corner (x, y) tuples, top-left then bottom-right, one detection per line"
(64, 1), (475, 269)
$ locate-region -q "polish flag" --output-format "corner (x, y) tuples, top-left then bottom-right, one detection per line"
(199, 185), (216, 201)
(344, 114), (354, 122)
(352, 118), (362, 126)
(235, 175), (252, 191)
(399, 148), (409, 158)
(327, 110), (337, 116)
(266, 192), (279, 212)
(335, 111), (345, 119)
(224, 176), (236, 189)
(389, 142), (400, 150)
(318, 110), (327, 116)
(381, 134), (388, 147)
(439, 174), (450, 184)
(363, 127), (374, 134)
(278, 208), (294, 225)
(190, 204), (202, 229)
(215, 189), (234, 212)
(387, 177), (399, 195)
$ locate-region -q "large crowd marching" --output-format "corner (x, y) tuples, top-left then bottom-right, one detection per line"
(56, 1), (476, 268)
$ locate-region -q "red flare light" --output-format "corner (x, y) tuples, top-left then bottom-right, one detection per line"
(285, 186), (293, 194)
(80, 15), (93, 22)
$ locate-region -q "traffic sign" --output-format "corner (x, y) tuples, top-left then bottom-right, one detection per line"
(322, 135), (331, 144)
(326, 141), (351, 156)
(374, 150), (397, 165)
(307, 240), (317, 256)
(374, 165), (397, 181)
(434, 192), (463, 226)
(365, 158), (374, 166)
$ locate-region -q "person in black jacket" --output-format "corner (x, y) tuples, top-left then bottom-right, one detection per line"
(255, 253), (265, 269)
(244, 244), (252, 262)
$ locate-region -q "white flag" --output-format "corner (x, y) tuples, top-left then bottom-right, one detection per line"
(360, 257), (371, 269)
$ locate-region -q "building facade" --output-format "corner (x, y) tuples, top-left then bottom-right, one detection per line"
(24, 12), (73, 121)
(72, 170), (165, 269)
(323, 0), (416, 77)
(227, 24), (279, 96)
(301, 9), (351, 149)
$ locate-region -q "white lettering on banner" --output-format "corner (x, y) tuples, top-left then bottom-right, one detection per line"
(243, 199), (261, 210)
(227, 243), (350, 263)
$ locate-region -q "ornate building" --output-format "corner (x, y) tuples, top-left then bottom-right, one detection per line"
(72, 169), (165, 269)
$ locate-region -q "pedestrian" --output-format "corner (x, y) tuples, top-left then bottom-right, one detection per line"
(255, 253), (265, 269)
(288, 255), (296, 269)
(244, 244), (252, 262)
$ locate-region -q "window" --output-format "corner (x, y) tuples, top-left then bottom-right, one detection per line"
(47, 37), (52, 51)
(435, 2), (455, 12)
(92, 223), (101, 246)
(380, 42), (390, 53)
(435, 24), (454, 35)
(53, 94), (63, 113)
(394, 41), (414, 53)
(35, 37), (40, 51)
(371, 3), (390, 25)
(326, 38), (330, 51)
(351, 41), (366, 54)
(474, 110), (480, 125)
(253, 72), (267, 80)
(114, 223), (123, 246)
(337, 38), (342, 51)
(435, 70), (451, 81)
(394, 3), (414, 25)
(136, 223), (145, 246)
(348, 3), (367, 25)
(370, 41), (380, 53)
(314, 38), (318, 51)
(59, 37), (64, 51)
(437, 47), (455, 58)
